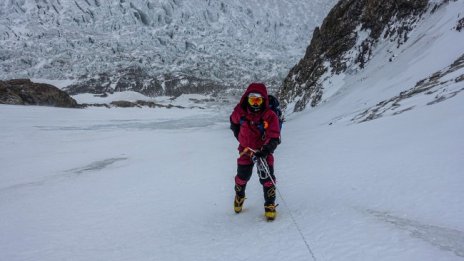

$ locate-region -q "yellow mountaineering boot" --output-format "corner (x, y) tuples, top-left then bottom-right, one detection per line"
(234, 195), (246, 213)
(264, 203), (277, 221)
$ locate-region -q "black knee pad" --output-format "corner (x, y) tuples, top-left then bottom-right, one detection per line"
(235, 164), (253, 196)
(237, 164), (253, 181)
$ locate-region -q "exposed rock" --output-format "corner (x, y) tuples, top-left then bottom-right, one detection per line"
(64, 66), (225, 97)
(110, 100), (140, 108)
(0, 79), (78, 108)
(131, 100), (187, 109)
(79, 103), (110, 108)
(78, 100), (187, 109)
(352, 54), (464, 122)
(456, 18), (464, 32)
(278, 0), (428, 112)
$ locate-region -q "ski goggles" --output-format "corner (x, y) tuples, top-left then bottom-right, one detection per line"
(248, 96), (264, 106)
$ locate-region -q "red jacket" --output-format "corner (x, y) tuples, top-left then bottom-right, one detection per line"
(230, 83), (281, 151)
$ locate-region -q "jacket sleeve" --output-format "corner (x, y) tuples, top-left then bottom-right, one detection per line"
(264, 110), (281, 140)
(230, 116), (240, 140)
(262, 137), (280, 154)
(262, 110), (281, 153)
(230, 107), (243, 140)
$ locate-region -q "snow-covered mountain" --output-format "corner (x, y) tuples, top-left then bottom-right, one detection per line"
(0, 0), (337, 95)
(279, 0), (464, 113)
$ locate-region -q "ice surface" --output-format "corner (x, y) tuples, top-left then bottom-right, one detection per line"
(0, 0), (338, 89)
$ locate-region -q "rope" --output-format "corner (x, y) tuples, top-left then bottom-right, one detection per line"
(255, 156), (318, 261)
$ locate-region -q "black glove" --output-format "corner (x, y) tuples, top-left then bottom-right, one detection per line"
(255, 138), (280, 158)
(254, 146), (270, 158)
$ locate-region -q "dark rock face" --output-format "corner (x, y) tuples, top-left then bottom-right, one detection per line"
(456, 18), (464, 32)
(78, 100), (187, 109)
(0, 79), (78, 108)
(278, 0), (429, 112)
(108, 100), (185, 109)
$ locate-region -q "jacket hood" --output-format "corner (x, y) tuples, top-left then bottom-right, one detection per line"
(239, 83), (270, 110)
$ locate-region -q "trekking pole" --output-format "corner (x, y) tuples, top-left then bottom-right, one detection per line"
(253, 154), (318, 261)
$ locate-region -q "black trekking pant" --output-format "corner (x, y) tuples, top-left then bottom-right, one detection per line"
(234, 163), (276, 205)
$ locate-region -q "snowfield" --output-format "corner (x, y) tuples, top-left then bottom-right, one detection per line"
(0, 86), (463, 261)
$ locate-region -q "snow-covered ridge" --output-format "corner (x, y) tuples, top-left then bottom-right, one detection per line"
(352, 54), (464, 123)
(0, 0), (337, 93)
(279, 0), (464, 114)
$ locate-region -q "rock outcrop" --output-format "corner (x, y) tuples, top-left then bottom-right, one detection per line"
(278, 0), (430, 112)
(64, 67), (222, 97)
(109, 100), (185, 109)
(0, 79), (78, 108)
